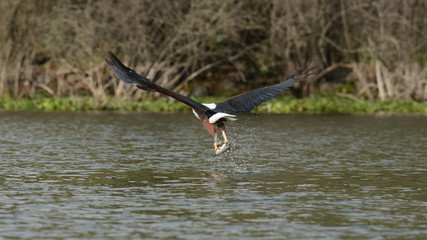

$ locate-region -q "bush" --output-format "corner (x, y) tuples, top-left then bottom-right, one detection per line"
(0, 0), (426, 101)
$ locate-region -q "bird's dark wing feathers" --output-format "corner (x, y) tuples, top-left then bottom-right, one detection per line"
(213, 65), (311, 115)
(106, 51), (312, 115)
(105, 51), (152, 88)
(213, 78), (297, 114)
(105, 51), (209, 111)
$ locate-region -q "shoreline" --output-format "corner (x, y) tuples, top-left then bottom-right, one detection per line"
(1, 94), (426, 115)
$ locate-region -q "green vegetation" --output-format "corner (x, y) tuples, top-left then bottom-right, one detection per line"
(253, 95), (427, 115)
(1, 94), (426, 115)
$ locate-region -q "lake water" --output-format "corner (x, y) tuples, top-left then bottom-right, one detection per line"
(0, 111), (426, 239)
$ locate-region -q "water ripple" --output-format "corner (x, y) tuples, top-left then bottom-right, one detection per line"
(0, 111), (426, 239)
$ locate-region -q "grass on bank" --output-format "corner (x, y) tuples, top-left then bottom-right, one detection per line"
(0, 94), (426, 114)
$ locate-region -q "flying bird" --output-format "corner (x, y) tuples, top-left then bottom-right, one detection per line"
(105, 51), (311, 154)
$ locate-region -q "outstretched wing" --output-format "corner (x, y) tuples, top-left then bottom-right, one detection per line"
(213, 65), (311, 115)
(105, 51), (209, 112)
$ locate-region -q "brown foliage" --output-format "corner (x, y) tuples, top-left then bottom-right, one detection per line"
(0, 0), (426, 101)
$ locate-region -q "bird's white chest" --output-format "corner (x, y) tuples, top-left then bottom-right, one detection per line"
(192, 103), (237, 123)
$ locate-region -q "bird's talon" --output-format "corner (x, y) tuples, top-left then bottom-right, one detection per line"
(214, 142), (221, 151)
(215, 142), (230, 155)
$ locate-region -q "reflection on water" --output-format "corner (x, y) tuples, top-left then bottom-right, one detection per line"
(0, 111), (426, 239)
